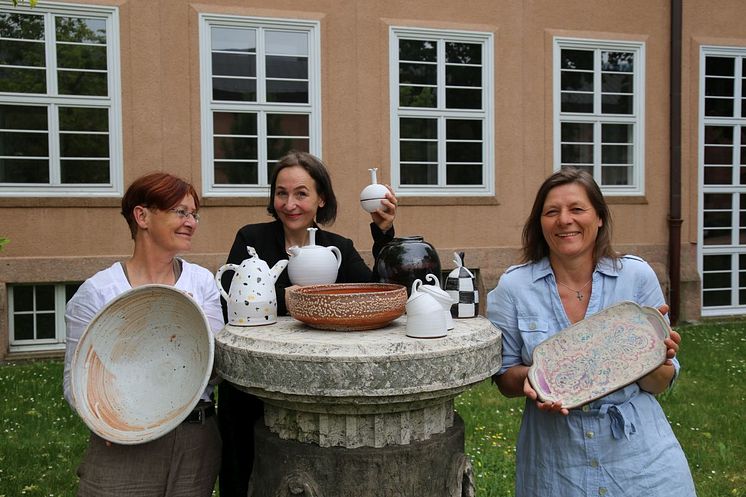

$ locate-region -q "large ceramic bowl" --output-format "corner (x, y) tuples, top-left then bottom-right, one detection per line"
(70, 285), (214, 444)
(286, 283), (407, 331)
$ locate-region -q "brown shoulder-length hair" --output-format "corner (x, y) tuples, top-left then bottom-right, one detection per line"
(121, 172), (200, 239)
(521, 168), (617, 264)
(267, 151), (338, 226)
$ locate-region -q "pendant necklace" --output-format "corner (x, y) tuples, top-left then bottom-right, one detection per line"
(557, 279), (592, 302)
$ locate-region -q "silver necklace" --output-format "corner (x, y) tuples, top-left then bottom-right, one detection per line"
(557, 279), (592, 302)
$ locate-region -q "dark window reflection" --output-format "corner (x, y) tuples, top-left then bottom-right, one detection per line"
(214, 161), (258, 185)
(60, 159), (109, 183)
(446, 164), (482, 184)
(0, 158), (49, 183)
(400, 163), (437, 185)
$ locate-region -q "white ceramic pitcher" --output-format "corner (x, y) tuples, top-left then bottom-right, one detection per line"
(287, 227), (342, 286)
(420, 273), (456, 330)
(405, 279), (447, 338)
(215, 246), (288, 326)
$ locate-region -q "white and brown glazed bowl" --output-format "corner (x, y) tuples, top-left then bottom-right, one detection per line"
(286, 283), (407, 331)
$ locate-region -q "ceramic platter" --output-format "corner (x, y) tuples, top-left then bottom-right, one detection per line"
(527, 301), (670, 409)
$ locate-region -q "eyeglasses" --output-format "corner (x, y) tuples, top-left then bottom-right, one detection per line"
(169, 208), (201, 223)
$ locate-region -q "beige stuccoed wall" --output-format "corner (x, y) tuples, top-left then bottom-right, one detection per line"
(7, 0), (745, 356)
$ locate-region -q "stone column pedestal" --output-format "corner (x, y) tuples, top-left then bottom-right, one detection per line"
(215, 316), (501, 497)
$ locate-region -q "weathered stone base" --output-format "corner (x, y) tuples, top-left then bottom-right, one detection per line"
(248, 414), (474, 497)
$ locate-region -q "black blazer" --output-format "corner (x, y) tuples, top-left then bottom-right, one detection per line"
(221, 220), (394, 317)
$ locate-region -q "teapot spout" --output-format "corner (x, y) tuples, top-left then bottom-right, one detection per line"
(270, 259), (289, 281)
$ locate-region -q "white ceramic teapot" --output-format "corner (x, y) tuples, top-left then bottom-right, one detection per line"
(287, 227), (342, 286)
(405, 278), (447, 338)
(420, 273), (456, 330)
(215, 246), (288, 326)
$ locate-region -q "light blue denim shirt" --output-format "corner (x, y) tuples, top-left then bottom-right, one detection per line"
(487, 256), (696, 497)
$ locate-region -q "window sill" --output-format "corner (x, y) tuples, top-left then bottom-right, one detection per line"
(398, 196), (500, 206)
(0, 197), (121, 207)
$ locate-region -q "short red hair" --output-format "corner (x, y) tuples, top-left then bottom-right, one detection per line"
(121, 172), (200, 239)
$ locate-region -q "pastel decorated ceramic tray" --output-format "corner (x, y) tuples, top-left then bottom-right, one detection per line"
(528, 301), (670, 409)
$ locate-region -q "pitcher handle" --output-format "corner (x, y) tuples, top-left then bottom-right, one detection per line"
(330, 246), (342, 269)
(215, 264), (240, 302)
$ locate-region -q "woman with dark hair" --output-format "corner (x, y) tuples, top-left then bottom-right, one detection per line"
(218, 150), (398, 497)
(63, 172), (224, 496)
(487, 168), (696, 497)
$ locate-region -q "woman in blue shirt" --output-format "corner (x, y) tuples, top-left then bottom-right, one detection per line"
(487, 168), (696, 497)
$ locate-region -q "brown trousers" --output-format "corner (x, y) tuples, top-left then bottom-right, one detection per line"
(76, 416), (221, 497)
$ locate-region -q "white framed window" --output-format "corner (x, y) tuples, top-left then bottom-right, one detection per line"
(199, 14), (321, 197)
(8, 282), (80, 352)
(698, 46), (746, 316)
(0, 2), (122, 197)
(389, 27), (494, 196)
(553, 37), (645, 195)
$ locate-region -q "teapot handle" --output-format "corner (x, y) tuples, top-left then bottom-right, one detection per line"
(425, 273), (441, 288)
(329, 246), (342, 269)
(214, 264), (240, 301)
(411, 278), (422, 294)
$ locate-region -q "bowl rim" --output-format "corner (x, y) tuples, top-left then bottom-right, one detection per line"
(288, 282), (406, 296)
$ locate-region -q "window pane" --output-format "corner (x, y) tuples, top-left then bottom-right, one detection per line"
(602, 144), (631, 164)
(0, 39), (45, 66)
(446, 164), (482, 185)
(704, 146), (732, 165)
(400, 86), (436, 107)
(446, 88), (481, 109)
(213, 77), (256, 101)
(13, 285), (34, 311)
(602, 73), (633, 93)
(212, 52), (255, 77)
(705, 97), (734, 117)
(562, 122), (593, 142)
(60, 133), (108, 158)
(703, 289), (731, 307)
(561, 144), (593, 163)
(0, 104), (47, 130)
(60, 160), (109, 183)
(704, 254), (731, 271)
(601, 166), (632, 185)
(36, 313), (55, 339)
(561, 92), (592, 113)
(704, 211), (731, 228)
(56, 44), (107, 70)
(446, 141), (481, 162)
(35, 285), (54, 310)
(0, 131), (48, 156)
(0, 12), (45, 39)
(401, 118), (437, 139)
(266, 80), (308, 103)
(703, 271), (730, 289)
(561, 164), (593, 175)
(446, 65), (481, 87)
(212, 27), (256, 52)
(13, 314), (33, 340)
(214, 162), (257, 185)
(446, 119), (481, 140)
(266, 55), (308, 79)
(58, 70), (107, 96)
(266, 31), (308, 56)
(214, 137), (257, 160)
(703, 229), (731, 245)
(705, 126), (733, 145)
(0, 67), (46, 93)
(704, 166), (732, 185)
(561, 71), (593, 92)
(0, 158), (49, 183)
(446, 42), (481, 64)
(267, 114), (308, 136)
(561, 49), (593, 70)
(703, 193), (732, 210)
(400, 62), (436, 85)
(601, 52), (634, 72)
(55, 17), (106, 44)
(400, 39), (436, 62)
(705, 56), (734, 76)
(705, 77), (734, 97)
(267, 137), (308, 159)
(400, 163), (437, 185)
(66, 283), (81, 301)
(601, 94), (633, 114)
(214, 112), (257, 135)
(59, 107), (108, 132)
(400, 141), (437, 162)
(602, 123), (632, 143)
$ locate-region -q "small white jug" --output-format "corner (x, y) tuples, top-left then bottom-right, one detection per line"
(287, 227), (342, 286)
(420, 273), (456, 330)
(405, 279), (447, 338)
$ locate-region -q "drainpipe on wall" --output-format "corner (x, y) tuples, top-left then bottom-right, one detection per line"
(668, 0), (683, 325)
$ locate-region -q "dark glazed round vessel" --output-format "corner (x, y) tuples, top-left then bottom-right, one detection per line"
(374, 236), (441, 295)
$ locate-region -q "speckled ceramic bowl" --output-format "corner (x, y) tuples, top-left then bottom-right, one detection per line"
(286, 283), (407, 331)
(70, 285), (213, 444)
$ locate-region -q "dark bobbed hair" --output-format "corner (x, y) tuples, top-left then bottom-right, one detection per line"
(521, 168), (617, 264)
(267, 150), (338, 226)
(121, 172), (200, 239)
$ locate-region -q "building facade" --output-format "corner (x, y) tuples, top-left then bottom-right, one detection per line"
(1, 0), (745, 359)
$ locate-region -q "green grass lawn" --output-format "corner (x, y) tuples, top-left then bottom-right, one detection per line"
(1, 321), (744, 496)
